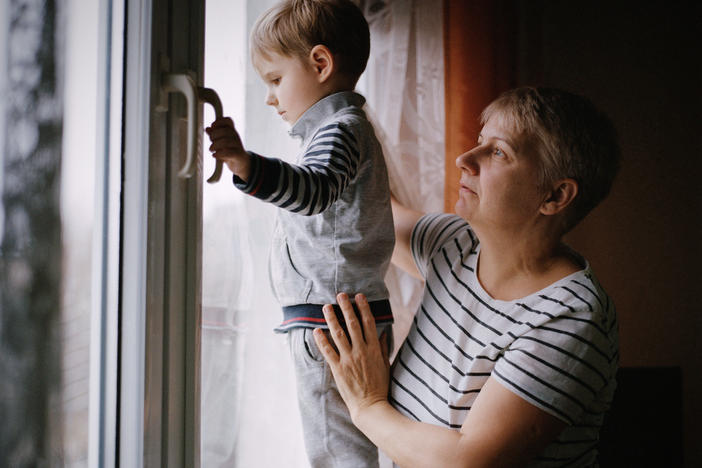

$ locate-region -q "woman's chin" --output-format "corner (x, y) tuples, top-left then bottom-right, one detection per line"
(454, 200), (474, 220)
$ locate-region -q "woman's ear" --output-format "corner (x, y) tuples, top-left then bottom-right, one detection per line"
(540, 178), (578, 216)
(309, 44), (335, 83)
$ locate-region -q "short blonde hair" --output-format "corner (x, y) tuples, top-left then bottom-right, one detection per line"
(251, 0), (370, 84)
(481, 87), (621, 232)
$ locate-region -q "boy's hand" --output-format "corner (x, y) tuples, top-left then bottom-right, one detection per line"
(205, 117), (251, 181)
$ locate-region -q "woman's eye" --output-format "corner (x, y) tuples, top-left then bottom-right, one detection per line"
(493, 147), (504, 157)
(271, 78), (280, 85)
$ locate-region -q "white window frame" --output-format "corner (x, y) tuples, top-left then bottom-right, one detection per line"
(89, 0), (204, 467)
(88, 0), (124, 466)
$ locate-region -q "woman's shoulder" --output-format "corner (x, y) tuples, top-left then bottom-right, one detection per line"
(413, 213), (476, 252)
(526, 263), (617, 337)
(415, 212), (472, 238)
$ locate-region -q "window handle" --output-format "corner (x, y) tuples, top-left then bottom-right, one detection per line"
(198, 87), (224, 183)
(161, 72), (224, 182)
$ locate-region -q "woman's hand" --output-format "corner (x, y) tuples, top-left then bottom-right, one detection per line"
(313, 292), (391, 424)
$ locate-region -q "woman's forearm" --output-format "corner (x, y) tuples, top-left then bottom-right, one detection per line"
(315, 295), (532, 467)
(390, 196), (423, 278)
(354, 401), (469, 468)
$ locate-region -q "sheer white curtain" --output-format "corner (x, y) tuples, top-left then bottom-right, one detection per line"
(200, 1), (444, 466)
(358, 0), (445, 348)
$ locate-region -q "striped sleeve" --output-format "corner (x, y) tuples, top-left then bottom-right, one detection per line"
(233, 122), (361, 216)
(492, 300), (617, 425)
(410, 213), (475, 279)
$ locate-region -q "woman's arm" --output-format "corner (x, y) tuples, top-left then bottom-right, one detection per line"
(315, 293), (566, 468)
(391, 196), (424, 279)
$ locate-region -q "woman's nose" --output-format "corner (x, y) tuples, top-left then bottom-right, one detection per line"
(456, 148), (479, 174)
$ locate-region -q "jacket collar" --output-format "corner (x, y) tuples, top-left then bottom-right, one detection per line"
(289, 91), (366, 140)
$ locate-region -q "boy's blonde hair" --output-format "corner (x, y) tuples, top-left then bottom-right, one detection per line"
(251, 0), (370, 85)
(481, 87), (621, 233)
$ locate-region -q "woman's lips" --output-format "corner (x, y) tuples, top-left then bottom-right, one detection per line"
(460, 182), (476, 195)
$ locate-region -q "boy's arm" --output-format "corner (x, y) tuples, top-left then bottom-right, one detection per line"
(391, 195), (423, 279)
(234, 122), (363, 216)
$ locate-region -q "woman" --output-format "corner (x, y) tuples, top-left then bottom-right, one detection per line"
(314, 87), (620, 467)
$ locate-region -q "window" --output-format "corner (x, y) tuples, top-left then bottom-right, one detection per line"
(200, 1), (308, 466)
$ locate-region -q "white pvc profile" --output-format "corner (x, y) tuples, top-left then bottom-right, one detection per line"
(118, 0), (152, 466)
(88, 0), (124, 466)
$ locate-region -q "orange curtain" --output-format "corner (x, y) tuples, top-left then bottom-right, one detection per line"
(443, 0), (520, 212)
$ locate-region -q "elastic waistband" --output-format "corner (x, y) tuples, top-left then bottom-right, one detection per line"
(274, 299), (393, 333)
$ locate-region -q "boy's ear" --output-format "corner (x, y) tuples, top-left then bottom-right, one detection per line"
(309, 44), (335, 83)
(540, 178), (578, 216)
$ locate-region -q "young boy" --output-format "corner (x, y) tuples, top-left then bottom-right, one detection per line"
(205, 1), (394, 466)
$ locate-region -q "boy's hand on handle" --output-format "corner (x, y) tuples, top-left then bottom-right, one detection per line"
(313, 293), (391, 425)
(205, 117), (252, 182)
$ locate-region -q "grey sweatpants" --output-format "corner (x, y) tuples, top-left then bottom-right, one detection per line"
(288, 326), (392, 468)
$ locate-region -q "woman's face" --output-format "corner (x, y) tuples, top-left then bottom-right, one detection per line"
(455, 114), (547, 232)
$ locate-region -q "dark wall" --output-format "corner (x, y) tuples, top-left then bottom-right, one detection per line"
(516, 1), (701, 465)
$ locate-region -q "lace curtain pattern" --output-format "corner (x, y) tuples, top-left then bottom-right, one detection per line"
(358, 0), (445, 347)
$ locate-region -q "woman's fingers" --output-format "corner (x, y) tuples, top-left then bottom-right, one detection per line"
(354, 293), (379, 350)
(322, 303), (351, 354)
(313, 328), (339, 365)
(321, 292), (382, 359)
(337, 292), (366, 348)
(379, 332), (390, 366)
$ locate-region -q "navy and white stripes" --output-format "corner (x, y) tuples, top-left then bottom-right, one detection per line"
(390, 213), (619, 466)
(235, 122), (360, 216)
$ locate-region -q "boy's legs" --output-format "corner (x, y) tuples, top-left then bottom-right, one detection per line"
(288, 325), (392, 468)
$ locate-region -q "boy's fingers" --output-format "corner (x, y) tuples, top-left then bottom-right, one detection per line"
(337, 292), (365, 347)
(210, 116), (234, 128)
(322, 304), (351, 354)
(209, 138), (240, 152)
(313, 328), (339, 365)
(207, 126), (241, 141)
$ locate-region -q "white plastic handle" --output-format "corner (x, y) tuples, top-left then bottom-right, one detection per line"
(161, 73), (224, 182)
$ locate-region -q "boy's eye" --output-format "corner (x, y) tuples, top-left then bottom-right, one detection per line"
(271, 78), (280, 85)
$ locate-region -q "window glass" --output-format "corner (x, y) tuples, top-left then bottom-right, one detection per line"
(201, 1), (308, 466)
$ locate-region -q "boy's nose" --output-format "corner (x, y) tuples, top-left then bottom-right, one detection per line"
(265, 90), (277, 106)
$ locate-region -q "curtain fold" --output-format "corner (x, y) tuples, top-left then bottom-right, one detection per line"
(358, 0), (446, 349)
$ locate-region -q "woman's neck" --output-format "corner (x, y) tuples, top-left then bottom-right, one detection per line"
(474, 225), (581, 301)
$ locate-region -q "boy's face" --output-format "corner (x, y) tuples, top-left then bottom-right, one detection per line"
(256, 52), (328, 125)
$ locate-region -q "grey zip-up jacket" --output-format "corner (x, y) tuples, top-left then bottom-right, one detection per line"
(234, 91), (395, 331)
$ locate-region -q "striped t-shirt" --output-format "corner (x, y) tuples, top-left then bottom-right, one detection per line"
(389, 213), (619, 467)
